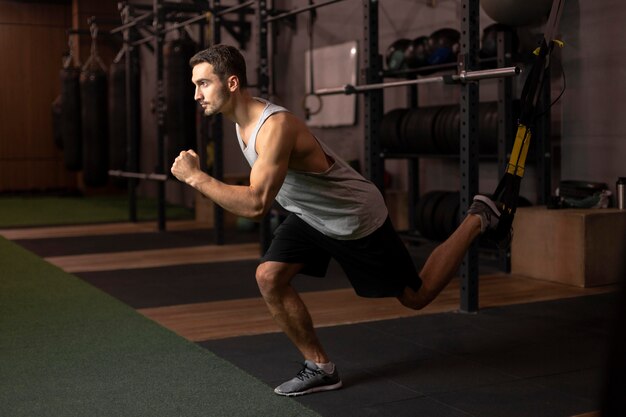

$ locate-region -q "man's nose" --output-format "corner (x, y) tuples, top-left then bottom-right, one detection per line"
(194, 86), (202, 101)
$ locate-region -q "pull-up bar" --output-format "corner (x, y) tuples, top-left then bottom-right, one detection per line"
(109, 170), (168, 182)
(115, 0), (255, 47)
(314, 66), (520, 96)
(266, 0), (347, 23)
(160, 0), (255, 36)
(110, 11), (153, 34)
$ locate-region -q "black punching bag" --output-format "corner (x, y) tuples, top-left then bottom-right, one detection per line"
(60, 66), (82, 171)
(51, 94), (63, 151)
(80, 62), (109, 187)
(165, 35), (197, 167)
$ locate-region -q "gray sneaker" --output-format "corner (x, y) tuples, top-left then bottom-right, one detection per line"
(467, 195), (501, 233)
(274, 361), (342, 397)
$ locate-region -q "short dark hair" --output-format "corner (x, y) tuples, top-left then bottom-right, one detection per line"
(189, 44), (248, 89)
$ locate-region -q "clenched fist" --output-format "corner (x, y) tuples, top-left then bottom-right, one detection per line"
(171, 149), (201, 184)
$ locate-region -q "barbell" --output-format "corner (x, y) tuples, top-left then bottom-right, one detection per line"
(314, 65), (520, 96)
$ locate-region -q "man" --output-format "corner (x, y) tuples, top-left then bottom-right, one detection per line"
(171, 44), (505, 397)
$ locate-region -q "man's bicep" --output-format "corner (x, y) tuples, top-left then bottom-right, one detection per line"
(248, 139), (291, 209)
(249, 115), (295, 205)
(249, 155), (287, 197)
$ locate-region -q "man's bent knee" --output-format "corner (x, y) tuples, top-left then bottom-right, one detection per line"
(255, 261), (301, 297)
(255, 262), (279, 296)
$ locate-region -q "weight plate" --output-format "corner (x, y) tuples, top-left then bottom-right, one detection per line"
(441, 191), (460, 239)
(402, 108), (420, 153)
(380, 108), (408, 151)
(419, 190), (448, 240)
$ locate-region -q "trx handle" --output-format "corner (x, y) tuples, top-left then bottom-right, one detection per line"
(506, 124), (532, 178)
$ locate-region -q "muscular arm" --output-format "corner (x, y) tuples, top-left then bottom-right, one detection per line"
(171, 115), (294, 221)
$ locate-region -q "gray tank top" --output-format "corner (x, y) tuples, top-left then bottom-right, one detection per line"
(236, 98), (388, 240)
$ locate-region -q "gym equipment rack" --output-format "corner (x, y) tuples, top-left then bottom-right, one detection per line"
(110, 1), (253, 243)
(259, 0), (553, 313)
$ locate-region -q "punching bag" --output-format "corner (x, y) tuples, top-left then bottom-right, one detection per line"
(108, 57), (129, 187)
(165, 34), (197, 167)
(60, 66), (82, 171)
(51, 94), (63, 151)
(80, 27), (109, 188)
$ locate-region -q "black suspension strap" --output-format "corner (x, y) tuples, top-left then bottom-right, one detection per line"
(487, 0), (566, 242)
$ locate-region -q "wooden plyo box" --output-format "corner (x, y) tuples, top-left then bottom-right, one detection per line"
(511, 206), (626, 287)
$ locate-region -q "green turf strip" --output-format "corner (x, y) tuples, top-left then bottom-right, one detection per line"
(0, 195), (193, 228)
(0, 237), (320, 417)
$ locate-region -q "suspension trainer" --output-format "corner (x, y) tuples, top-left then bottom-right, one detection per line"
(486, 0), (565, 244)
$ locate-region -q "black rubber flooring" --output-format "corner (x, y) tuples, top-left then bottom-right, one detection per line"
(12, 227), (624, 415)
(14, 227), (258, 257)
(200, 292), (621, 417)
(77, 260), (352, 309)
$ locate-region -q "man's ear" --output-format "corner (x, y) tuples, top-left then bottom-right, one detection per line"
(227, 75), (239, 92)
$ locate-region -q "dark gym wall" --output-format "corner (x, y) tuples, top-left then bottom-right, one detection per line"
(561, 0), (626, 187)
(0, 0), (75, 192)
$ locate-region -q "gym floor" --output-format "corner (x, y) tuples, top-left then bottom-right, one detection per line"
(2, 219), (620, 417)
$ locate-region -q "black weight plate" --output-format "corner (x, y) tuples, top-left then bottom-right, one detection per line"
(441, 191), (461, 239)
(433, 106), (449, 153)
(414, 107), (431, 145)
(411, 108), (428, 153)
(414, 190), (431, 236)
(439, 105), (456, 154)
(396, 109), (410, 152)
(432, 106), (447, 154)
(449, 106), (461, 154)
(401, 108), (420, 153)
(420, 190), (448, 240)
(424, 107), (441, 153)
(441, 105), (455, 154)
(442, 105), (457, 154)
(432, 191), (456, 240)
(380, 108), (408, 151)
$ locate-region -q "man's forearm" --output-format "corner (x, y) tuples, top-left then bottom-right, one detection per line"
(186, 171), (266, 220)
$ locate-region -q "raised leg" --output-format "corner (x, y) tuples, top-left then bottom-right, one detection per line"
(398, 214), (482, 309)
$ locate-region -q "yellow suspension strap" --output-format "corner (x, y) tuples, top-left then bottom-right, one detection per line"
(488, 0), (566, 242)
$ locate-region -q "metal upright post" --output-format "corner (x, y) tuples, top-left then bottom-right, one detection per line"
(407, 79), (419, 232)
(363, 0), (384, 190)
(459, 0), (480, 313)
(123, 4), (140, 223)
(154, 0), (167, 231)
(257, 0), (272, 254)
(497, 29), (514, 272)
(211, 0), (225, 245)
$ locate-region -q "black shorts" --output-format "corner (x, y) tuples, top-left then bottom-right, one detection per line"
(261, 214), (422, 298)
